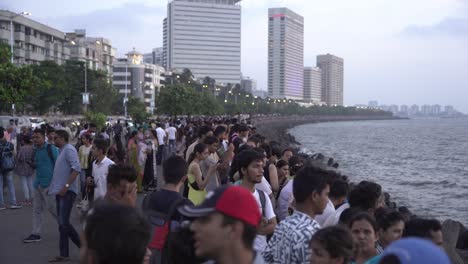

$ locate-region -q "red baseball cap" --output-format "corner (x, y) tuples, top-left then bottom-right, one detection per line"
(178, 186), (261, 227)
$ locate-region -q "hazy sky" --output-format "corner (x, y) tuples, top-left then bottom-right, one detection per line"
(2, 0), (468, 112)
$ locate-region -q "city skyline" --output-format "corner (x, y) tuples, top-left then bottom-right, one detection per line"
(1, 0), (467, 112)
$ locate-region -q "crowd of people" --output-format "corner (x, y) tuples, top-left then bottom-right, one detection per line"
(0, 116), (465, 263)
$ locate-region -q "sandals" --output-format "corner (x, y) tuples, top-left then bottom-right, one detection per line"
(48, 256), (70, 262)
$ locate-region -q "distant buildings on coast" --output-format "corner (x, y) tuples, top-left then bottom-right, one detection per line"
(363, 101), (462, 117)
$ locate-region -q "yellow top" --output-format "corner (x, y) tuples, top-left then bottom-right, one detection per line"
(187, 162), (207, 205)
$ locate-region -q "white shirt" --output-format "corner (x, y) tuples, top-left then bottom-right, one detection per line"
(253, 189), (276, 253)
(322, 202), (350, 227)
(255, 177), (273, 196)
(92, 157), (115, 199)
(314, 199), (335, 226)
(277, 180), (294, 221)
(155, 127), (166, 146)
(166, 126), (177, 140)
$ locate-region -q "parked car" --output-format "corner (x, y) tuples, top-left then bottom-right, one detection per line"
(16, 116), (32, 129)
(0, 115), (14, 128)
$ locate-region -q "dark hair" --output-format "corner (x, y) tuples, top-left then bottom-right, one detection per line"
(260, 143), (272, 158)
(55, 130), (69, 142)
(84, 202), (150, 264)
(247, 135), (262, 146)
(221, 214), (257, 249)
(213, 125), (226, 138)
(311, 225), (354, 263)
(188, 143), (208, 164)
(292, 166), (330, 203)
(33, 128), (46, 136)
(288, 155), (304, 176)
(403, 218), (442, 239)
(281, 148), (293, 156)
(348, 181), (382, 211)
(238, 124), (249, 133)
(107, 165), (138, 187)
(83, 133), (93, 142)
(203, 136), (218, 146)
(375, 207), (405, 231)
(339, 207), (364, 226)
(348, 212), (378, 233)
(329, 180), (349, 199)
(275, 159), (288, 169)
(163, 156), (188, 184)
(23, 135), (32, 144)
(0, 127), (4, 139)
(93, 138), (108, 155)
(197, 125), (213, 139)
(176, 127), (185, 142)
(236, 149), (265, 178)
(379, 255), (401, 264)
(89, 123), (97, 128)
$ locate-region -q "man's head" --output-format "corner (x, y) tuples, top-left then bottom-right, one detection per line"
(375, 208), (405, 248)
(32, 128), (46, 146)
(92, 138), (108, 158)
(178, 186), (261, 260)
(238, 124), (249, 138)
(329, 180), (349, 207)
(236, 149), (265, 184)
(348, 181), (384, 214)
(198, 125), (213, 140)
(281, 148), (294, 162)
(213, 125), (227, 141)
(54, 130), (69, 148)
(88, 123), (97, 133)
(203, 136), (219, 154)
(163, 156), (188, 185)
(46, 127), (56, 144)
(293, 166), (331, 215)
(106, 165), (138, 207)
(310, 225), (354, 264)
(403, 218), (443, 248)
(80, 202), (150, 264)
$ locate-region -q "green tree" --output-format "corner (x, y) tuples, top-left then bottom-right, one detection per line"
(84, 111), (107, 129)
(127, 96), (149, 124)
(88, 70), (119, 114)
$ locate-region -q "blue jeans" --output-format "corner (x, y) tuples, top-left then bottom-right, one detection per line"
(56, 191), (81, 257)
(0, 171), (17, 207)
(168, 139), (176, 154)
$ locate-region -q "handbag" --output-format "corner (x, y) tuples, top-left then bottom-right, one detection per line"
(77, 193), (89, 212)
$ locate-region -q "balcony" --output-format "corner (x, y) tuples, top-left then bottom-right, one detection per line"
(14, 31), (25, 42)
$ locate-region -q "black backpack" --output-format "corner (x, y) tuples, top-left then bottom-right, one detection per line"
(0, 141), (15, 172)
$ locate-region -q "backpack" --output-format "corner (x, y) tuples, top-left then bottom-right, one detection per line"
(142, 193), (186, 263)
(32, 144), (56, 169)
(257, 188), (267, 218)
(0, 141), (15, 172)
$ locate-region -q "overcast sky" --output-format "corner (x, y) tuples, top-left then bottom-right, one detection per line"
(2, 0), (468, 112)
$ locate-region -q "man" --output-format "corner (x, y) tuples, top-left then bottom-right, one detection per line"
(263, 166), (330, 263)
(145, 155), (192, 263)
(80, 202), (151, 264)
(155, 123), (167, 166)
(88, 138), (114, 200)
(238, 149), (277, 253)
(185, 125), (213, 161)
(178, 186), (266, 264)
(166, 123), (177, 155)
(79, 123), (97, 139)
(23, 128), (59, 243)
(0, 127), (22, 210)
(46, 126), (56, 145)
(348, 180), (385, 216)
(321, 179), (350, 227)
(201, 136), (221, 192)
(403, 218), (444, 248)
(47, 130), (81, 262)
(104, 164), (138, 207)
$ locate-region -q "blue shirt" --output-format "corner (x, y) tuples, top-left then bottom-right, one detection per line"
(33, 143), (59, 188)
(48, 144), (81, 195)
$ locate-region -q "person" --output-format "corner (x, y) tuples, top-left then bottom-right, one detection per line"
(280, 148), (294, 163)
(14, 135), (35, 205)
(79, 123), (97, 139)
(402, 218), (444, 248)
(104, 165), (138, 207)
(88, 138), (114, 200)
(0, 127), (22, 210)
(263, 165), (330, 263)
(145, 155), (193, 263)
(237, 149), (277, 253)
(178, 186), (267, 264)
(78, 134), (93, 200)
(47, 130), (81, 262)
(276, 179), (294, 222)
(310, 225), (355, 264)
(166, 123), (177, 155)
(185, 125), (213, 161)
(200, 136), (221, 192)
(186, 143), (217, 205)
(155, 123), (167, 165)
(348, 212), (380, 264)
(79, 202), (151, 264)
(273, 159), (289, 201)
(321, 179), (350, 227)
(175, 126), (186, 158)
(379, 237), (451, 264)
(23, 129), (59, 243)
(374, 208), (405, 253)
(348, 181), (385, 216)
(137, 135), (150, 192)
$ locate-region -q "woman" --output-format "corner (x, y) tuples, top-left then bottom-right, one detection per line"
(274, 159), (289, 200)
(78, 134), (93, 199)
(175, 126), (186, 158)
(348, 213), (381, 264)
(310, 225), (354, 264)
(375, 208), (405, 253)
(186, 143), (216, 205)
(14, 135), (35, 205)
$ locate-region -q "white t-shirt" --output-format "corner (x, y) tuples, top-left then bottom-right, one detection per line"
(255, 177), (273, 196)
(166, 126), (177, 140)
(92, 157), (115, 199)
(277, 180), (294, 221)
(253, 189), (276, 253)
(322, 203), (350, 227)
(314, 199), (335, 226)
(155, 127), (166, 146)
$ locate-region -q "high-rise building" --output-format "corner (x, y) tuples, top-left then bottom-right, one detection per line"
(112, 49), (165, 113)
(241, 77), (257, 94)
(317, 53), (344, 106)
(410, 104), (420, 115)
(143, 47), (163, 66)
(368, 100), (379, 108)
(268, 8), (304, 100)
(0, 10), (70, 65)
(303, 67), (322, 103)
(65, 29), (115, 74)
(163, 0), (241, 84)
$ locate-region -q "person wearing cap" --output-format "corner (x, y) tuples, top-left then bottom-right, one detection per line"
(379, 237), (451, 264)
(178, 186), (266, 264)
(263, 165), (330, 264)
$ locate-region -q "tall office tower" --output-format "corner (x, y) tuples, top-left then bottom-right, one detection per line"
(164, 0), (241, 84)
(317, 53), (344, 106)
(303, 67), (322, 103)
(268, 8), (304, 100)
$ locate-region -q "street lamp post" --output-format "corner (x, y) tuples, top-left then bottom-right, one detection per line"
(124, 65), (128, 117)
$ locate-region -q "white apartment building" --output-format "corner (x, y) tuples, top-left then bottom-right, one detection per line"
(317, 53), (344, 106)
(303, 67), (322, 103)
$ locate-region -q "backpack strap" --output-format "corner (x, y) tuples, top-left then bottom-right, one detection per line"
(257, 189), (266, 218)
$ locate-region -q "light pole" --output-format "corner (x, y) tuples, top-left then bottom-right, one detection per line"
(124, 65), (128, 117)
(9, 11), (31, 64)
